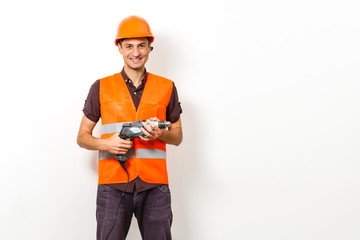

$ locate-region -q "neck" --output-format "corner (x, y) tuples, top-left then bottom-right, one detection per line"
(124, 66), (145, 87)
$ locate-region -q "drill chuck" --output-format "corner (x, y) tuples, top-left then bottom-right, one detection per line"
(152, 121), (171, 129)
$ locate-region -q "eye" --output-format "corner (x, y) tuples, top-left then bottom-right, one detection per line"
(139, 44), (145, 48)
(126, 45), (132, 49)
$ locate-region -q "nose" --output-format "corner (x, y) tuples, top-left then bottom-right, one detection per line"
(132, 47), (141, 57)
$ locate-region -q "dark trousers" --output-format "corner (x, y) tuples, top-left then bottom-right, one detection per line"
(96, 184), (173, 240)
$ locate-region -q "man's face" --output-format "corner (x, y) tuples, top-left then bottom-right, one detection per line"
(118, 38), (151, 71)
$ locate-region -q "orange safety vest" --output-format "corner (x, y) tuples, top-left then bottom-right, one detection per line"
(98, 72), (173, 185)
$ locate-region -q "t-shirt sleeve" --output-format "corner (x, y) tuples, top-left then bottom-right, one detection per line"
(82, 80), (100, 123)
(166, 82), (182, 123)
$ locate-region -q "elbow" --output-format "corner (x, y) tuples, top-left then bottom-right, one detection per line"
(165, 134), (182, 146)
(76, 138), (82, 148)
(76, 134), (85, 149)
(174, 134), (183, 146)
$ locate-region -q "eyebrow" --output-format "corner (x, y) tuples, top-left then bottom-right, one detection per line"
(125, 42), (146, 46)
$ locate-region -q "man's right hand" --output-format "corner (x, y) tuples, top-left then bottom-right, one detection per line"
(103, 132), (133, 155)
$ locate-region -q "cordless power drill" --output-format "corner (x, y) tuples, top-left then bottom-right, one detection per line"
(115, 120), (171, 164)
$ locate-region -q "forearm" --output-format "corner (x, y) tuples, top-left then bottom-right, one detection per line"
(158, 127), (183, 146)
(77, 131), (106, 151)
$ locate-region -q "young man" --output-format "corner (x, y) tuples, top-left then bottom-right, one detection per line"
(77, 16), (183, 240)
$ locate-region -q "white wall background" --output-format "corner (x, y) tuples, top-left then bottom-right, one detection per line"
(1, 0), (359, 239)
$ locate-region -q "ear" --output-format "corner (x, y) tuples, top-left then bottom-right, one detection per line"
(118, 43), (123, 55)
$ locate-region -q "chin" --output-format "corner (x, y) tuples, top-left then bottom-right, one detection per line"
(129, 65), (143, 70)
(128, 62), (145, 69)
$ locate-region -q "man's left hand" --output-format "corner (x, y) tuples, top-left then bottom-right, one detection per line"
(140, 117), (163, 141)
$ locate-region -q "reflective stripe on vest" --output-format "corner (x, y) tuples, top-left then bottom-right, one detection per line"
(102, 122), (127, 134)
(99, 148), (135, 160)
(99, 148), (166, 161)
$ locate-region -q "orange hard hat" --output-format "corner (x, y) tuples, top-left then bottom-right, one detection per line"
(115, 15), (154, 46)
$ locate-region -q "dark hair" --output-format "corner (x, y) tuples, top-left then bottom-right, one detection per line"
(118, 37), (151, 46)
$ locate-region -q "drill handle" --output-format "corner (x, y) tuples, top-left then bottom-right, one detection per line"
(116, 130), (134, 164)
(116, 136), (132, 163)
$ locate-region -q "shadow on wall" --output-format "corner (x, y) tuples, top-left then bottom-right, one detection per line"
(167, 100), (201, 239)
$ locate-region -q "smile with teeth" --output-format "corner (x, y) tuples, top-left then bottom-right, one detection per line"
(130, 57), (142, 63)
